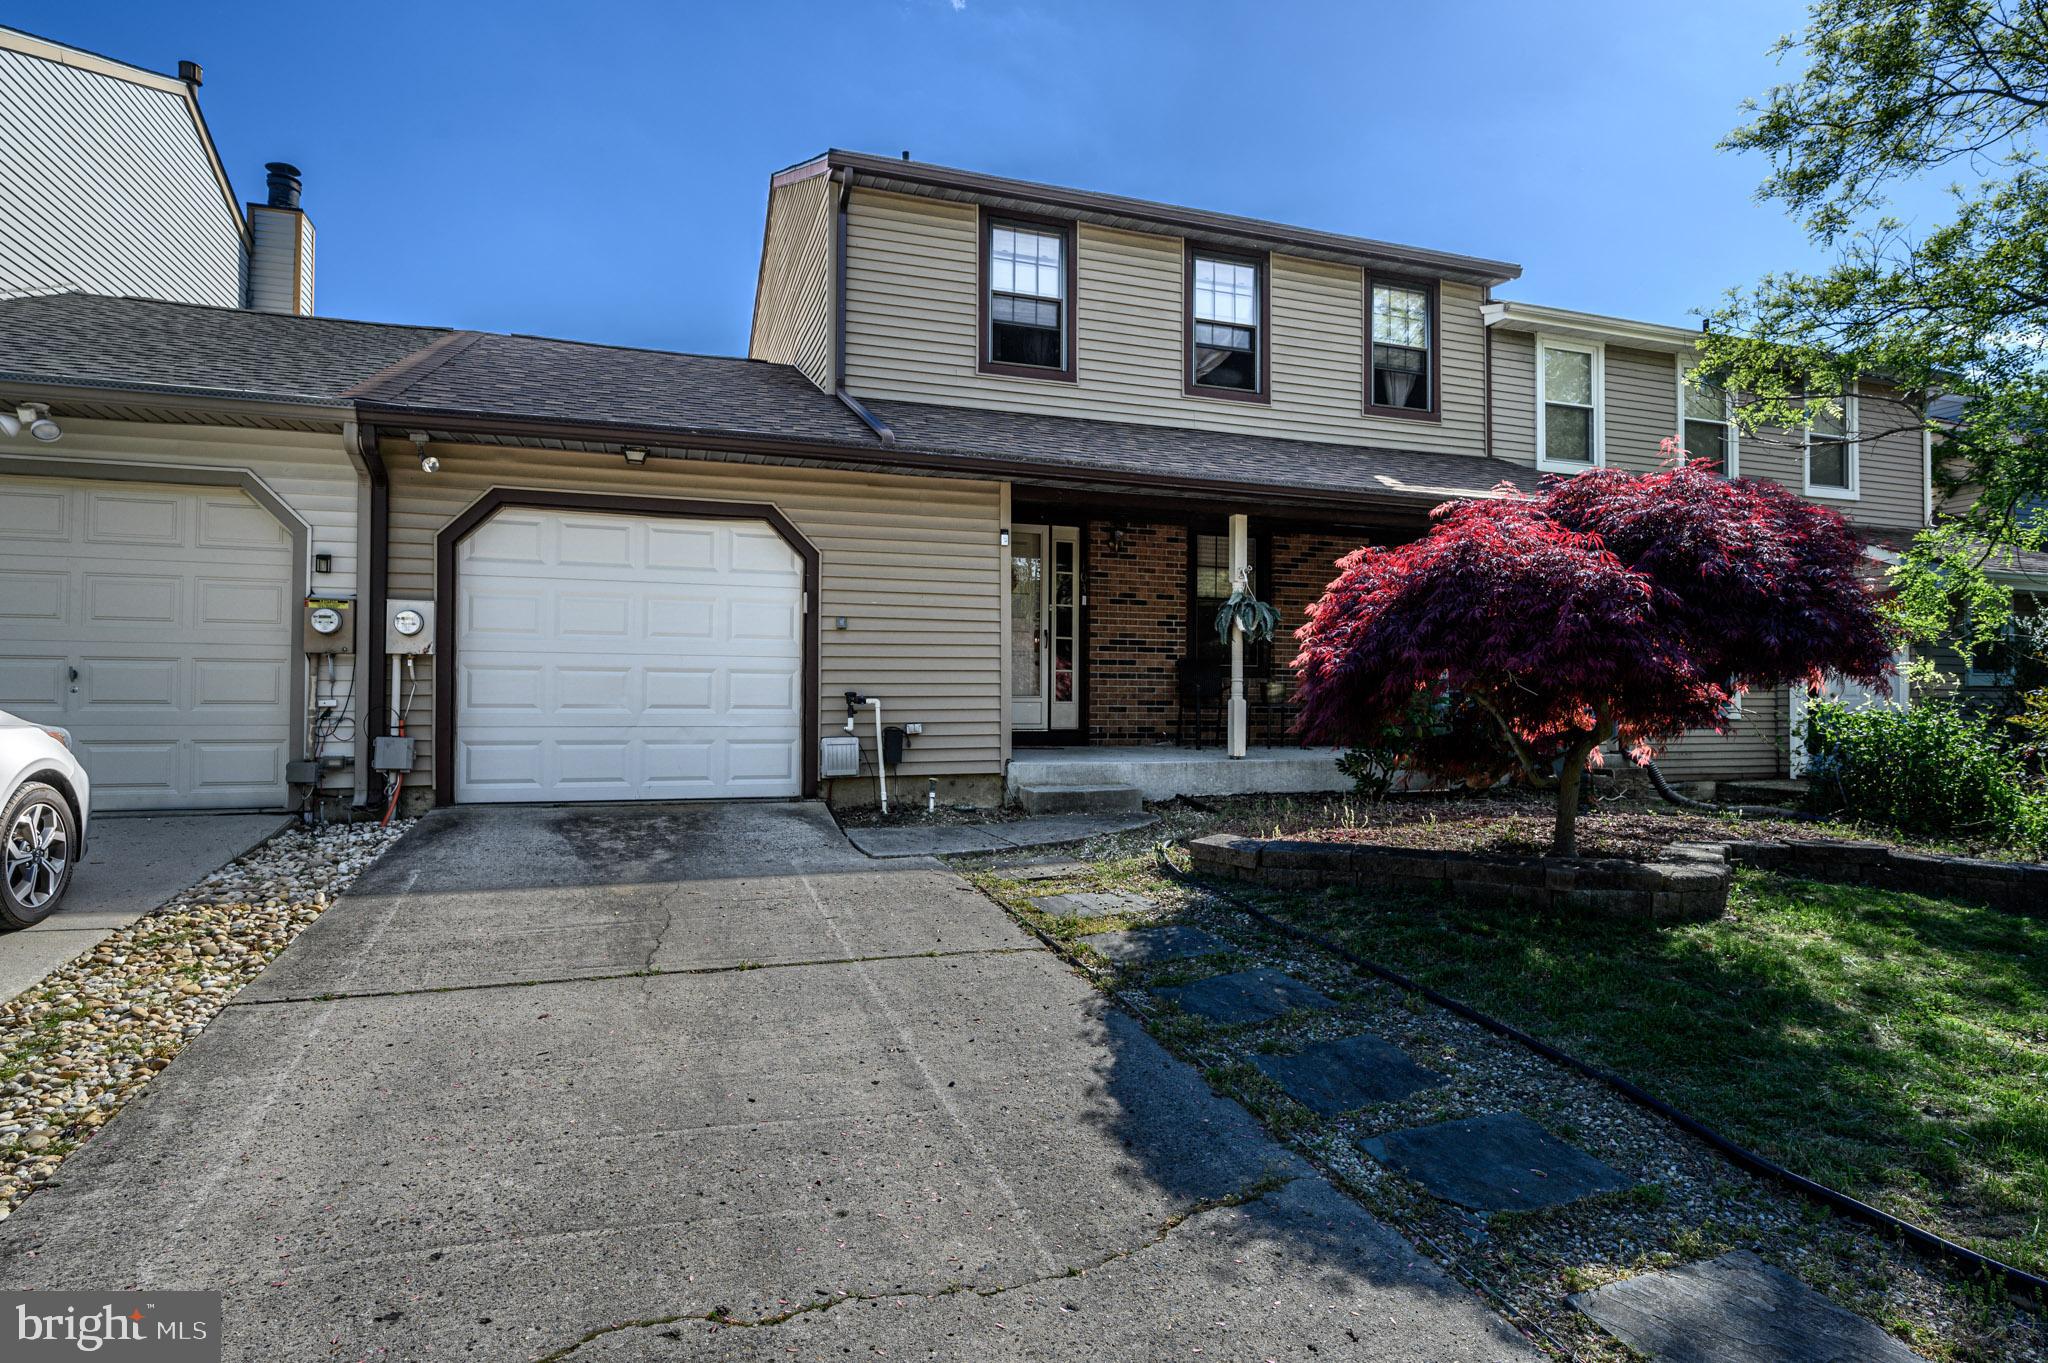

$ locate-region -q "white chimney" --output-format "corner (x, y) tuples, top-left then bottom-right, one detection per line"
(247, 162), (315, 314)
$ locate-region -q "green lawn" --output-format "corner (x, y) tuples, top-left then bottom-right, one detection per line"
(1264, 869), (2048, 1276)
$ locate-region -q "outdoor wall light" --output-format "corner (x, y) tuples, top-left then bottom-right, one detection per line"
(0, 404), (60, 442)
(623, 446), (647, 466)
(410, 431), (439, 474)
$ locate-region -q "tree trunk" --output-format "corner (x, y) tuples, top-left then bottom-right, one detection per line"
(1552, 759), (1584, 859)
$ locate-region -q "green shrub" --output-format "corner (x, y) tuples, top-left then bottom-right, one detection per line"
(1803, 698), (2047, 847)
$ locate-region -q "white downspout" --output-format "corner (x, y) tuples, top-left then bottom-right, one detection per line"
(869, 697), (889, 813)
(1227, 512), (1249, 759)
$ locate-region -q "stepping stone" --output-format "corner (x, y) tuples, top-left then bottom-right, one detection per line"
(1359, 1112), (1632, 1212)
(1252, 1033), (1445, 1115)
(1027, 890), (1155, 919)
(1569, 1249), (1923, 1363)
(1078, 925), (1230, 965)
(1002, 859), (1096, 883)
(1156, 968), (1337, 1024)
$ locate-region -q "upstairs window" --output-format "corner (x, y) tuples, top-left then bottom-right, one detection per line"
(1186, 249), (1267, 400)
(983, 216), (1074, 379)
(1368, 281), (1434, 414)
(1681, 371), (1736, 473)
(1805, 392), (1858, 497)
(1536, 337), (1602, 469)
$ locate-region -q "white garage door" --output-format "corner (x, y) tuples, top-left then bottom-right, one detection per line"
(454, 507), (805, 803)
(0, 476), (294, 811)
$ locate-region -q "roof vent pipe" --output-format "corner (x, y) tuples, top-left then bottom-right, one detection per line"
(265, 162), (303, 210)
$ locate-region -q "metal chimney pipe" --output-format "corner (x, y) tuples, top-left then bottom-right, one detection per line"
(264, 162), (303, 210)
(178, 60), (203, 86)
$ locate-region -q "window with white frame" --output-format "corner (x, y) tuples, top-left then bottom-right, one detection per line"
(1369, 282), (1432, 411)
(1681, 371), (1736, 474)
(1805, 392), (1858, 496)
(1536, 338), (1601, 468)
(1189, 253), (1262, 393)
(987, 221), (1068, 371)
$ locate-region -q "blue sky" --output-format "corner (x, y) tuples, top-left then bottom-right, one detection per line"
(15, 2), (1922, 353)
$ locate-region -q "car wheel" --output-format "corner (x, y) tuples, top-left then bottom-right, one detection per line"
(2, 782), (76, 930)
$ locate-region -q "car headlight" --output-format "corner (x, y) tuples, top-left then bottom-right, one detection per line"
(41, 726), (70, 748)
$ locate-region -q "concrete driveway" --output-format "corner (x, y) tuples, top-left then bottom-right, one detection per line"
(0, 812), (285, 1005)
(0, 802), (1532, 1362)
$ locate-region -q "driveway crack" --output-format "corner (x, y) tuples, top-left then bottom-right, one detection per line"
(533, 1173), (1299, 1361)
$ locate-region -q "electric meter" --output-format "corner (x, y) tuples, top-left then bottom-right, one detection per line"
(301, 596), (355, 654)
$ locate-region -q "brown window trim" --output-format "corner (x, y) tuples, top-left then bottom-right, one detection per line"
(1362, 272), (1441, 423)
(1183, 243), (1271, 404)
(977, 206), (1078, 383)
(1185, 518), (1274, 667)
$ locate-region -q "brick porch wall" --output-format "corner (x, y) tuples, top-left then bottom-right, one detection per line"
(1269, 532), (1365, 662)
(1085, 521), (1187, 743)
(1081, 522), (1370, 745)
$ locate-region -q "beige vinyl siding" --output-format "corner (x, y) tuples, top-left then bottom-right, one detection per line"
(844, 189), (1490, 455)
(1489, 329), (1538, 465)
(1654, 689), (1788, 782)
(383, 443), (1004, 789)
(749, 173), (835, 392)
(1850, 387), (1928, 531)
(1605, 347), (1679, 472)
(0, 418), (363, 792)
(0, 42), (243, 307)
(247, 206), (313, 316)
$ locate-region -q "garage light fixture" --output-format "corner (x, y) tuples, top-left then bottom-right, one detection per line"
(0, 403), (60, 442)
(410, 431), (439, 474)
(623, 446), (647, 466)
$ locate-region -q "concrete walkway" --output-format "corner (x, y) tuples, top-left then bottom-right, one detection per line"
(0, 812), (285, 1004)
(0, 802), (1534, 1362)
(844, 810), (1157, 858)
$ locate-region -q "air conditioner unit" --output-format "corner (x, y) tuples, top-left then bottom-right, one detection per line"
(820, 735), (861, 778)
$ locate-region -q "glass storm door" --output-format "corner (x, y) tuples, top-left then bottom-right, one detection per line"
(1010, 524), (1081, 732)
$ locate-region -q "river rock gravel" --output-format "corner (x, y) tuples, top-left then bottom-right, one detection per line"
(0, 819), (411, 1221)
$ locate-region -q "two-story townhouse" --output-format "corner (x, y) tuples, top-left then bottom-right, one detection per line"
(2, 139), (1946, 814)
(0, 26), (375, 818)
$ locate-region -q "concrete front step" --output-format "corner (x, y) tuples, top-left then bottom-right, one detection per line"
(1015, 783), (1146, 815)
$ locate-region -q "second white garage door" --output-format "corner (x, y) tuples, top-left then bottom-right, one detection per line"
(453, 507), (805, 803)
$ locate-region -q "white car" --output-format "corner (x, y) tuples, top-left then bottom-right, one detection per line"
(0, 710), (90, 929)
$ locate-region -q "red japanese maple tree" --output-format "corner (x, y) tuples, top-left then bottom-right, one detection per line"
(1293, 448), (1895, 856)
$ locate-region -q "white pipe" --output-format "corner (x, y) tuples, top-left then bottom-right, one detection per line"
(390, 655), (402, 731)
(869, 697), (889, 813)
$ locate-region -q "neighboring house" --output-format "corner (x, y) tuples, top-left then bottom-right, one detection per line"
(0, 132), (1950, 814)
(0, 25), (313, 313)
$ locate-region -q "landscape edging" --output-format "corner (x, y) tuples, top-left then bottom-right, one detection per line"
(1187, 832), (2048, 919)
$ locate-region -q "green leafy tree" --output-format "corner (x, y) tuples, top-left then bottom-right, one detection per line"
(1696, 0), (2048, 663)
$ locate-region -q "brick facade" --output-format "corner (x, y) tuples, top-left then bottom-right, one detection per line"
(1080, 520), (1369, 746)
(1085, 520), (1187, 743)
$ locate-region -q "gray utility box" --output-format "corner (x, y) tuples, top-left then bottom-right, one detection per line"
(370, 735), (417, 772)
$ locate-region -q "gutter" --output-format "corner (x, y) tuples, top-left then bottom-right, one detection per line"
(828, 168), (895, 447)
(347, 401), (1507, 514)
(352, 420), (390, 787)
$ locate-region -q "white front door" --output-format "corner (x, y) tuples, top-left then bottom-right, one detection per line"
(1009, 524), (1080, 732)
(453, 507), (805, 802)
(0, 476), (294, 811)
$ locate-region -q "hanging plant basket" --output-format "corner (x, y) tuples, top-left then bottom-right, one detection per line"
(1214, 588), (1280, 646)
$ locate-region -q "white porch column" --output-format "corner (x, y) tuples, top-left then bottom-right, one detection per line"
(1227, 512), (1248, 759)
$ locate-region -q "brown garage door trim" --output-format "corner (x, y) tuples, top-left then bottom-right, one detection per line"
(433, 488), (822, 805)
